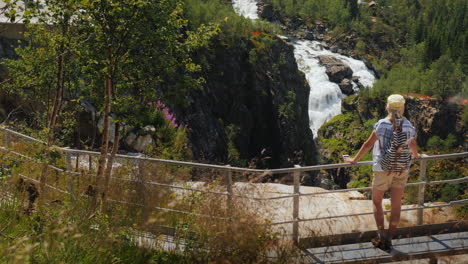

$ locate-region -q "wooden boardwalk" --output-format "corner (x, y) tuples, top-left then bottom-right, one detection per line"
(300, 222), (468, 263)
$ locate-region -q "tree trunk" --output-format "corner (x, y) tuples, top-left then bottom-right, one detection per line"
(94, 76), (112, 208)
(101, 122), (120, 210)
(39, 23), (67, 204)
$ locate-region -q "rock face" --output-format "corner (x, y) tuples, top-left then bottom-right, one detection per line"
(257, 3), (281, 23)
(318, 55), (353, 83)
(404, 98), (465, 148)
(338, 79), (354, 96)
(0, 38), (20, 60)
(186, 182), (459, 236)
(176, 36), (317, 168)
(0, 37), (21, 80)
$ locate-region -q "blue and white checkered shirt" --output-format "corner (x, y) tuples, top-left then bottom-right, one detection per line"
(372, 118), (415, 171)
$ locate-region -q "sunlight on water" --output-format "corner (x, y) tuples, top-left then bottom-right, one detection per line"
(232, 0), (259, 19)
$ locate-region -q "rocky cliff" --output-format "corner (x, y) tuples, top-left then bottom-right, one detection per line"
(340, 95), (466, 148)
(1, 30), (317, 169)
(0, 36), (21, 121)
(176, 34), (317, 168)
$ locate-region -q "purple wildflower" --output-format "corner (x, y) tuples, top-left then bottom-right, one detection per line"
(147, 100), (179, 128)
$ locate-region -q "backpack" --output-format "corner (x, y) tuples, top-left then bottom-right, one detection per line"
(379, 119), (412, 173)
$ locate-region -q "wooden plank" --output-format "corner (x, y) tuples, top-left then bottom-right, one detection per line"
(303, 231), (468, 264)
(299, 221), (468, 248)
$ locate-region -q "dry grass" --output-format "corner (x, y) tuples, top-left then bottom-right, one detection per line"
(0, 132), (303, 263)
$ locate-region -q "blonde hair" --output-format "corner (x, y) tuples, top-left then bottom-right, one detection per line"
(386, 105), (405, 128)
(386, 94), (406, 127)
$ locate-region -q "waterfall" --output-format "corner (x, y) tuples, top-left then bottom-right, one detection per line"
(231, 1), (375, 137)
(292, 40), (375, 136)
(232, 0), (259, 19)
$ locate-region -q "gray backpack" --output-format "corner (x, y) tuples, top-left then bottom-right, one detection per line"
(379, 119), (412, 173)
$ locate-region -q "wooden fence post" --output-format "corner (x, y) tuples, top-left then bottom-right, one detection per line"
(5, 130), (11, 148)
(89, 154), (93, 173)
(417, 154), (428, 226)
(293, 165), (301, 245)
(75, 153), (80, 171)
(66, 153), (75, 204)
(225, 165), (233, 209)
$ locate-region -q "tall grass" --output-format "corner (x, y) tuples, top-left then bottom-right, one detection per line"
(0, 131), (298, 263)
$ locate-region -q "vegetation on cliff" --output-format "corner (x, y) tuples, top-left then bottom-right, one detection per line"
(263, 0), (467, 99)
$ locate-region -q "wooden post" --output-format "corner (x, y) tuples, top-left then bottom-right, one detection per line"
(225, 165), (233, 209)
(89, 155), (93, 172)
(75, 153), (80, 171)
(66, 153), (75, 204)
(5, 130), (11, 148)
(293, 165), (301, 245)
(417, 155), (428, 225)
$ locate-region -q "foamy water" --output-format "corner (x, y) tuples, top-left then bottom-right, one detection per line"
(292, 40), (375, 136)
(232, 0), (259, 19)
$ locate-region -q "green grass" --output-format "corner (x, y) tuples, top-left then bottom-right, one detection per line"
(0, 201), (185, 264)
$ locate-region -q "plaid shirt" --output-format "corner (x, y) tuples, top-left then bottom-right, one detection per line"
(372, 118), (415, 171)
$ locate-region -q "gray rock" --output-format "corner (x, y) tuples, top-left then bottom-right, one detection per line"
(258, 3), (281, 22)
(318, 56), (353, 83)
(132, 134), (154, 153)
(97, 113), (116, 143)
(142, 125), (156, 134)
(338, 79), (354, 96)
(124, 132), (137, 147)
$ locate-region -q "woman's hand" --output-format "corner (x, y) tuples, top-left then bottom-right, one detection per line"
(344, 156), (357, 164)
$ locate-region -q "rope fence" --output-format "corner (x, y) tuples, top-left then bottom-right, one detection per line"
(1, 126), (467, 243)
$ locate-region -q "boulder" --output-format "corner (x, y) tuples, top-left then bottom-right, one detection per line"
(318, 55), (353, 83)
(132, 134), (154, 153)
(124, 130), (156, 153)
(338, 79), (354, 96)
(124, 132), (138, 148)
(142, 125), (156, 135)
(97, 113), (116, 143)
(258, 3), (281, 22)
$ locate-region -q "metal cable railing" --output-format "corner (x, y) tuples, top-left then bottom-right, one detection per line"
(1, 126), (467, 243)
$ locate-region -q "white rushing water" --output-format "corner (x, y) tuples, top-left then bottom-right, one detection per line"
(292, 40), (375, 136)
(232, 0), (259, 19)
(232, 1), (375, 137)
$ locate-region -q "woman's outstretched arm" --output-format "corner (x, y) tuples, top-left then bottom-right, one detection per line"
(409, 139), (421, 159)
(344, 131), (378, 164)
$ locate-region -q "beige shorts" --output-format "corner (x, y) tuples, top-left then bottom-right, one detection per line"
(372, 171), (409, 191)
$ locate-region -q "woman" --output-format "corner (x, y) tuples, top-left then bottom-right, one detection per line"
(344, 94), (420, 250)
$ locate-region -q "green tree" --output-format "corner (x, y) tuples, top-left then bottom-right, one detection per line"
(1, 0), (87, 201)
(77, 0), (218, 208)
(428, 55), (463, 99)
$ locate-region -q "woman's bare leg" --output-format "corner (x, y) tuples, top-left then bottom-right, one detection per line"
(372, 189), (386, 232)
(388, 187), (405, 238)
